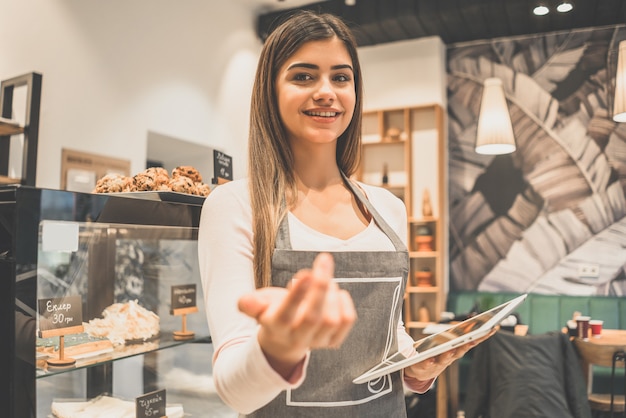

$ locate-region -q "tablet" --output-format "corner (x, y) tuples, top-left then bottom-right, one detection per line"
(353, 293), (528, 384)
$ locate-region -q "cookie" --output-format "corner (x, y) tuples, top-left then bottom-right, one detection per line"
(172, 165), (202, 183)
(194, 182), (211, 197)
(133, 167), (170, 191)
(168, 175), (196, 194)
(93, 173), (134, 193)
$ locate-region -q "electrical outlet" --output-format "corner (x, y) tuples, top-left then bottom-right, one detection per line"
(577, 263), (600, 278)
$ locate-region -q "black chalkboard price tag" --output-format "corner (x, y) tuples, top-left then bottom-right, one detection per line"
(170, 284), (197, 313)
(170, 284), (198, 340)
(136, 389), (166, 418)
(38, 295), (84, 337)
(38, 295), (84, 367)
(212, 150), (233, 185)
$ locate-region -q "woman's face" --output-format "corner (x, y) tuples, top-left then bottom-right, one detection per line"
(275, 37), (356, 149)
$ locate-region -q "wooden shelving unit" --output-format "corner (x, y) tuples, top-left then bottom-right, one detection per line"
(356, 104), (446, 340)
(0, 72), (42, 186)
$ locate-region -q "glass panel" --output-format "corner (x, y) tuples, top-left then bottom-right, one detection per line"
(35, 221), (208, 377)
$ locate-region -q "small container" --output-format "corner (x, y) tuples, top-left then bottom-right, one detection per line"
(414, 225), (434, 251)
(418, 303), (431, 322)
(589, 319), (603, 337)
(414, 269), (433, 287)
(575, 316), (591, 340)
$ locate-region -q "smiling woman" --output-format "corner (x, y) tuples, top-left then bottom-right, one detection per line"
(197, 10), (481, 418)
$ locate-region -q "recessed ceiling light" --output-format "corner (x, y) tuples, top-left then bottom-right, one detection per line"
(556, 1), (573, 12)
(533, 4), (550, 15)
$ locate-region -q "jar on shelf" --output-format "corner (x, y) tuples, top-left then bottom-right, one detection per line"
(414, 225), (434, 252)
(414, 268), (433, 287)
(384, 127), (402, 142)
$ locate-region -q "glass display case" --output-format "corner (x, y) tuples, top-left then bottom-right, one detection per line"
(0, 185), (233, 417)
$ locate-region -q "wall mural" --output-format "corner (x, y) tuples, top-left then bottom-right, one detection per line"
(447, 25), (626, 296)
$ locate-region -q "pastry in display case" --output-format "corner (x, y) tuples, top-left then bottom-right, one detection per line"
(0, 185), (234, 418)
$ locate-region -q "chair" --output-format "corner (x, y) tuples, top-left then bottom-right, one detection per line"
(463, 330), (591, 418)
(574, 332), (626, 416)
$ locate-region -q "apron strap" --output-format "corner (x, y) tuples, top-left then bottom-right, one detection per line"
(340, 172), (406, 252)
(275, 173), (407, 252)
(276, 198), (292, 250)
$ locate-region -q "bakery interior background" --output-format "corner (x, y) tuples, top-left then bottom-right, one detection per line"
(4, 0), (626, 299)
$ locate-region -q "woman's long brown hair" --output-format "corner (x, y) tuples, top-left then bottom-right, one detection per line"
(248, 10), (363, 288)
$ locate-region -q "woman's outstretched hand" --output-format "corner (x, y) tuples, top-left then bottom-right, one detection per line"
(238, 253), (357, 379)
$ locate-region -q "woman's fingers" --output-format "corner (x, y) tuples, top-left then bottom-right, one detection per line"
(406, 328), (500, 381)
(238, 252), (356, 355)
(278, 253), (335, 330)
(328, 288), (357, 347)
(238, 287), (280, 320)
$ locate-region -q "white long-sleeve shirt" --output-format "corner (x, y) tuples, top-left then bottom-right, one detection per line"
(198, 179), (432, 414)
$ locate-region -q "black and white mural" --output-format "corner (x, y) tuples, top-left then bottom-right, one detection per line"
(447, 25), (626, 296)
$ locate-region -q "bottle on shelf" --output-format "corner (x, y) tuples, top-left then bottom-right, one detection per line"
(422, 187), (433, 218)
(382, 163), (389, 185)
(418, 302), (431, 322)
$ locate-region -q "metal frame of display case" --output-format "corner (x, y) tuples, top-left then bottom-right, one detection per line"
(0, 185), (206, 417)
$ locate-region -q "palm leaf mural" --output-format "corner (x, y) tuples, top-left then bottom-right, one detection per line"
(447, 26), (626, 295)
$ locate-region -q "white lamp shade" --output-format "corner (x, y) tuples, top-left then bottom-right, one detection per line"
(475, 78), (516, 155)
(613, 40), (626, 123)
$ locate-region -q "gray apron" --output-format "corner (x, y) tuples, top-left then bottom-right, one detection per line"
(248, 177), (409, 418)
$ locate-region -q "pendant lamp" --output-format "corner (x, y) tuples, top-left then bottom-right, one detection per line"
(613, 40), (626, 123)
(475, 78), (516, 155)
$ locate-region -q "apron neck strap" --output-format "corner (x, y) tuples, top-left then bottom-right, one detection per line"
(340, 172), (406, 252)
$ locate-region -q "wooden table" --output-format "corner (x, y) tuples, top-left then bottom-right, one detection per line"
(586, 329), (626, 343)
(573, 329), (626, 412)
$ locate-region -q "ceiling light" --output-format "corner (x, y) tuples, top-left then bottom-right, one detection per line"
(556, 1), (573, 12)
(475, 78), (516, 155)
(345, 0), (356, 5)
(533, 4), (550, 16)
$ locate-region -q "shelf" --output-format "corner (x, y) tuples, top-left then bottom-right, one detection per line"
(0, 117), (24, 136)
(362, 139), (406, 146)
(381, 184), (406, 190)
(406, 286), (439, 293)
(409, 251), (438, 258)
(405, 321), (433, 329)
(0, 175), (21, 185)
(409, 216), (438, 223)
(36, 334), (211, 378)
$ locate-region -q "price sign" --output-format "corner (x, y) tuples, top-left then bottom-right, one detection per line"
(136, 389), (166, 418)
(38, 295), (83, 337)
(170, 284), (197, 314)
(212, 150), (233, 184)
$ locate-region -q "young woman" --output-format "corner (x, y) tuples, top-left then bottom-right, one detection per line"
(198, 10), (479, 417)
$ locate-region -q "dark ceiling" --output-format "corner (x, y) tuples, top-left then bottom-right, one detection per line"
(257, 0), (626, 47)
